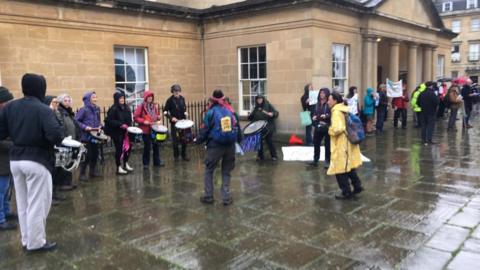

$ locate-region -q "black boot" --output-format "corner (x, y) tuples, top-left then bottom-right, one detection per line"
(89, 163), (102, 178)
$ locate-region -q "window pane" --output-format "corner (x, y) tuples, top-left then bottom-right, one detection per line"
(251, 81), (259, 95)
(333, 45), (345, 62)
(115, 65), (126, 82)
(243, 96), (252, 111)
(136, 49), (145, 65)
(249, 47), (257, 63)
(125, 48), (135, 65)
(242, 80), (250, 94)
(259, 63), (266, 79)
(259, 81), (266, 95)
(250, 63), (258, 79)
(114, 47), (124, 60)
(241, 48), (249, 63)
(241, 64), (249, 79)
(125, 83), (136, 94)
(259, 46), (266, 62)
(126, 64), (136, 82)
(136, 66), (146, 82)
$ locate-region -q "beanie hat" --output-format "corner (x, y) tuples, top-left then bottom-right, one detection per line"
(171, 84), (181, 93)
(0, 86), (14, 103)
(212, 89), (224, 99)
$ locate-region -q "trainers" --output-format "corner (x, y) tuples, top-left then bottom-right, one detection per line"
(223, 197), (233, 206)
(308, 161), (318, 167)
(200, 195), (214, 204)
(117, 166), (128, 175)
(26, 242), (57, 253)
(323, 162), (330, 169)
(353, 187), (364, 194)
(125, 163), (134, 172)
(0, 221), (17, 231)
(334, 192), (354, 200)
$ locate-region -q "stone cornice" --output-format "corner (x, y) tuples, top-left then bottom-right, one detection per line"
(0, 13), (201, 40)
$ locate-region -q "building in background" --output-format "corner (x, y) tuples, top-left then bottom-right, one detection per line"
(434, 0), (480, 82)
(0, 0), (455, 132)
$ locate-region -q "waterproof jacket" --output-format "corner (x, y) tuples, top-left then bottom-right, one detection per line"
(377, 90), (388, 109)
(300, 87), (316, 114)
(417, 88), (439, 116)
(164, 95), (186, 124)
(363, 88), (376, 116)
(448, 88), (462, 110)
(411, 84), (426, 112)
(196, 103), (242, 147)
(134, 91), (159, 134)
(248, 98), (279, 133)
(0, 74), (64, 172)
(57, 104), (80, 140)
(105, 92), (132, 141)
(75, 92), (102, 142)
(327, 103), (362, 176)
(392, 93), (409, 110)
(461, 85), (474, 107)
(312, 100), (331, 128)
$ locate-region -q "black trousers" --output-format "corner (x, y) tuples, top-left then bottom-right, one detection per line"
(113, 137), (130, 167)
(335, 169), (362, 195)
(465, 103), (473, 125)
(204, 144), (235, 200)
(52, 167), (72, 187)
(258, 132), (277, 159)
(171, 126), (187, 159)
(375, 107), (387, 132)
(142, 134), (160, 166)
(420, 113), (436, 143)
(393, 108), (407, 128)
(313, 130), (330, 163)
(80, 142), (99, 175)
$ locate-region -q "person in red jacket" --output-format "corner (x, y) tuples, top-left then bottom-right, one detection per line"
(134, 91), (164, 168)
(392, 87), (409, 129)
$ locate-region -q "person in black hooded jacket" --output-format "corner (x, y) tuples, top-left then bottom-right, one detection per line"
(247, 95), (279, 161)
(105, 92), (133, 175)
(0, 73), (63, 252)
(300, 83), (315, 145)
(417, 81), (439, 145)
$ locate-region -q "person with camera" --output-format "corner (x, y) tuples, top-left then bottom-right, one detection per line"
(309, 88), (331, 168)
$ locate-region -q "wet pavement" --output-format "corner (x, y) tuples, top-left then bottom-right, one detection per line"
(1, 116), (480, 269)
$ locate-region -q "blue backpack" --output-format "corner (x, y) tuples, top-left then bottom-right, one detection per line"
(210, 106), (238, 145)
(345, 113), (365, 144)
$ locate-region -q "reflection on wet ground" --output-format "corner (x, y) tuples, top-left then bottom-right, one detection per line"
(1, 119), (480, 269)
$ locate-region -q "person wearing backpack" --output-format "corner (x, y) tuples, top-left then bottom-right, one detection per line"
(248, 95), (279, 161)
(447, 85), (462, 131)
(327, 91), (363, 200)
(195, 90), (239, 206)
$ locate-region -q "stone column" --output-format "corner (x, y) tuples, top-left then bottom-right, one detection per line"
(423, 46), (433, 82)
(362, 36), (375, 93)
(389, 40), (400, 82)
(372, 38), (378, 88)
(431, 46), (438, 80)
(407, 43), (418, 93)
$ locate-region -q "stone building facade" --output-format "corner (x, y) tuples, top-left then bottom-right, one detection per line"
(434, 0), (480, 82)
(0, 0), (455, 132)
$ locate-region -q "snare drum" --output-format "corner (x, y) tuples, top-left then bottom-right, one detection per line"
(127, 126), (143, 143)
(241, 120), (269, 153)
(89, 129), (109, 144)
(175, 119), (194, 144)
(152, 124), (168, 143)
(55, 137), (86, 172)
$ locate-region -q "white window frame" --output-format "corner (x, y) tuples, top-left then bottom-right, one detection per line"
(451, 20), (461, 33)
(332, 44), (349, 94)
(452, 43), (461, 62)
(114, 46), (149, 107)
(469, 43), (480, 61)
(467, 0), (478, 9)
(238, 45), (267, 115)
(442, 2), (453, 12)
(436, 55), (445, 80)
(472, 18), (480, 31)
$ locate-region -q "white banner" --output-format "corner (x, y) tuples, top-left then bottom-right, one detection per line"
(308, 90), (319, 105)
(386, 79), (403, 98)
(282, 146), (371, 162)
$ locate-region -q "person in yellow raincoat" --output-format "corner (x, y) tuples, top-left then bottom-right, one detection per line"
(326, 91), (364, 200)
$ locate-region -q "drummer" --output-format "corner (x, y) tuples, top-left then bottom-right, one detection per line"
(75, 91), (102, 181)
(105, 91), (133, 175)
(247, 95), (279, 161)
(134, 91), (164, 168)
(164, 84), (189, 162)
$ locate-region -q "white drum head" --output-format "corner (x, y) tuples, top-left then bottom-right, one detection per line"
(243, 120), (268, 135)
(175, 119), (194, 129)
(127, 126), (143, 134)
(152, 124), (168, 133)
(62, 138), (82, 148)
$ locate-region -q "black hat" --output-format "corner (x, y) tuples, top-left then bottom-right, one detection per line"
(22, 73), (47, 100)
(425, 81), (435, 88)
(212, 89), (224, 99)
(43, 95), (56, 106)
(0, 86), (13, 103)
(171, 84), (181, 93)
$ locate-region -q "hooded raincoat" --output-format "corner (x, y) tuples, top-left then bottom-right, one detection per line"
(75, 92), (102, 142)
(327, 103), (363, 176)
(363, 88), (376, 116)
(134, 91), (159, 134)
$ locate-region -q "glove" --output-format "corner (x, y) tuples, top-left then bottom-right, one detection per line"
(120, 124), (128, 130)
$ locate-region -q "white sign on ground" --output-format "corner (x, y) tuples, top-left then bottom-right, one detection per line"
(282, 146), (371, 162)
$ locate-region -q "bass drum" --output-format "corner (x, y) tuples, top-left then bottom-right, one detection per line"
(175, 120), (195, 144)
(152, 124), (168, 143)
